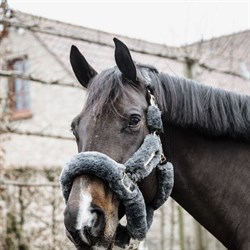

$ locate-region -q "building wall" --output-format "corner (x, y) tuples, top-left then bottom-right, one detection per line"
(1, 17), (248, 250)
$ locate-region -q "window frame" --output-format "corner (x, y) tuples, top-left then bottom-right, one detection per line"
(8, 57), (32, 121)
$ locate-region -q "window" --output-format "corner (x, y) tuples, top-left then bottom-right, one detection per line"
(9, 58), (32, 120)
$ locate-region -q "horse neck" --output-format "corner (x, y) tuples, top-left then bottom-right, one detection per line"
(161, 123), (250, 250)
(153, 73), (250, 249)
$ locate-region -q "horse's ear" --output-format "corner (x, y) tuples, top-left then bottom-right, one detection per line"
(113, 38), (137, 82)
(70, 45), (97, 88)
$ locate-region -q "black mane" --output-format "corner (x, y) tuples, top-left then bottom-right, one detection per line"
(84, 65), (250, 140)
(149, 69), (250, 140)
(84, 66), (145, 116)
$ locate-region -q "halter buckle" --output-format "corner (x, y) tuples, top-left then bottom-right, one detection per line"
(160, 153), (167, 165)
(121, 172), (135, 193)
(148, 89), (157, 107)
(127, 239), (142, 250)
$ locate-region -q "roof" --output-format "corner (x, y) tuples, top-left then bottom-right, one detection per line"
(183, 30), (250, 80)
(2, 9), (250, 81)
(8, 10), (183, 72)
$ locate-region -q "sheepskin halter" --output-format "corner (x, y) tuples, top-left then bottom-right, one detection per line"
(60, 68), (174, 248)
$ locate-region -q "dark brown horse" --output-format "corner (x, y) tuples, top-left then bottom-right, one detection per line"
(63, 38), (250, 250)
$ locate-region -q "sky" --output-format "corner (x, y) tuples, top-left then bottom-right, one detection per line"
(7, 0), (250, 46)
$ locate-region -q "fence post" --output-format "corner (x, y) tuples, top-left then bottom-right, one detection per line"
(169, 199), (175, 250)
(51, 185), (56, 250)
(160, 206), (166, 250)
(178, 205), (185, 250)
(195, 222), (204, 250)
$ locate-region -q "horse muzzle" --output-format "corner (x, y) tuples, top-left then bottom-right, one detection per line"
(64, 200), (114, 249)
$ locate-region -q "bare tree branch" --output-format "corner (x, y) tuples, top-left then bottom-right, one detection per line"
(0, 178), (59, 187)
(0, 125), (74, 141)
(1, 18), (181, 61)
(0, 64), (246, 88)
(1, 19), (246, 80)
(0, 70), (80, 88)
(198, 62), (244, 79)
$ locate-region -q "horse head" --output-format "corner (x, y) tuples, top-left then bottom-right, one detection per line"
(62, 38), (166, 249)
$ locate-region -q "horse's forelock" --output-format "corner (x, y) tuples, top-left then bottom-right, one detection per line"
(84, 66), (146, 117)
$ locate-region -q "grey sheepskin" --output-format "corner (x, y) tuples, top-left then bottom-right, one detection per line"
(147, 105), (163, 133)
(60, 134), (174, 244)
(60, 150), (147, 240)
(125, 134), (162, 182)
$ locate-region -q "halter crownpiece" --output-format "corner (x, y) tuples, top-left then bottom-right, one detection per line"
(60, 69), (174, 248)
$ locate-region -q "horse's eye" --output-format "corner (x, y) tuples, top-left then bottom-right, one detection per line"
(71, 128), (76, 137)
(128, 115), (141, 127)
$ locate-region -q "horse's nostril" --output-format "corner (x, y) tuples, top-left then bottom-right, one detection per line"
(87, 206), (105, 237)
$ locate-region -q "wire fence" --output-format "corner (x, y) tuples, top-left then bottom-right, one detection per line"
(0, 174), (226, 250)
(0, 173), (72, 250)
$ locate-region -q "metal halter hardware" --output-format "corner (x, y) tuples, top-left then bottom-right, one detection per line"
(142, 67), (167, 165)
(148, 88), (157, 107)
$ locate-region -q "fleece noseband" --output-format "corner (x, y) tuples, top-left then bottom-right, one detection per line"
(60, 69), (174, 248)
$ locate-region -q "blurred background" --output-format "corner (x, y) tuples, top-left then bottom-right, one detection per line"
(0, 0), (249, 249)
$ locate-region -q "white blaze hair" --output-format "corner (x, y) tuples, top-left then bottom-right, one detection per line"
(76, 178), (93, 243)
